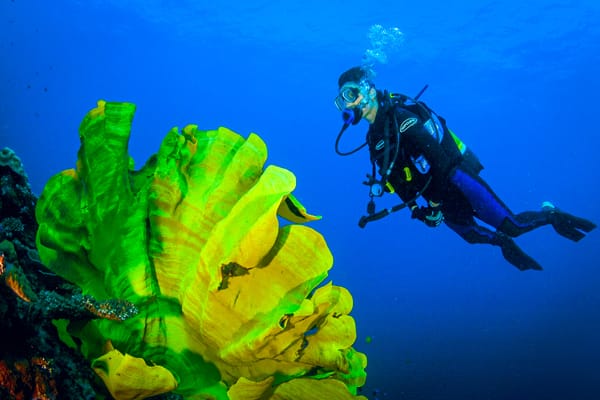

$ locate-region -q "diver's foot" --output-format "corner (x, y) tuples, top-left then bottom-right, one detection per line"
(496, 233), (543, 271)
(542, 201), (597, 242)
(541, 200), (555, 212)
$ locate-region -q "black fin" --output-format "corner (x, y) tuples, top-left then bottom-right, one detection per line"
(549, 210), (597, 242)
(496, 233), (543, 271)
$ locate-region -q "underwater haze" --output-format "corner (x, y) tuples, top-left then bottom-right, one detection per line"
(2, 0), (600, 399)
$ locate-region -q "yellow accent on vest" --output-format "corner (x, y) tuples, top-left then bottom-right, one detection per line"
(386, 181), (395, 193)
(449, 129), (467, 154)
(403, 166), (412, 182)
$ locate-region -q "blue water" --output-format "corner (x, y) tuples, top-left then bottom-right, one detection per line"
(2, 1), (600, 399)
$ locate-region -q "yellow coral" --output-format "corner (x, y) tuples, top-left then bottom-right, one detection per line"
(88, 99), (106, 119)
(92, 347), (178, 400)
(36, 102), (367, 399)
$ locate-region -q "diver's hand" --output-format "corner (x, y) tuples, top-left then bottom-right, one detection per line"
(411, 205), (444, 227)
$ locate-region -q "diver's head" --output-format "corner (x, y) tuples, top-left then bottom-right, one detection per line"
(334, 66), (378, 124)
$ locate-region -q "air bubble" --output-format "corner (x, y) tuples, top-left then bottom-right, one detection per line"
(362, 24), (404, 67)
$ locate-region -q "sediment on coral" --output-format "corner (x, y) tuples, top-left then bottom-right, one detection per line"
(34, 100), (368, 399)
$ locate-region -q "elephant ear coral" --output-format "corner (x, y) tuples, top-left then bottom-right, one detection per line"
(35, 101), (367, 399)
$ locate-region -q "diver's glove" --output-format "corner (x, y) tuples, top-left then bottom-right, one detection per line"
(411, 203), (444, 228)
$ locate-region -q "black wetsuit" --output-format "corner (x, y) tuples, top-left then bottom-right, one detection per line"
(365, 90), (596, 270)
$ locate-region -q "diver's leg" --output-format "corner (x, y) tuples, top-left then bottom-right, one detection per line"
(450, 168), (552, 237)
(444, 218), (542, 271)
(449, 168), (596, 240)
(498, 202), (597, 241)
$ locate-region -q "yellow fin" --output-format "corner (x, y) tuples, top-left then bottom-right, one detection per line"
(278, 193), (322, 223)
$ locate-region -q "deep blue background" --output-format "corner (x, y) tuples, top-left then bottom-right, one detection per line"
(2, 1), (600, 399)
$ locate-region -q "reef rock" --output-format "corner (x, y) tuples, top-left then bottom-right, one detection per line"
(1, 147), (102, 399)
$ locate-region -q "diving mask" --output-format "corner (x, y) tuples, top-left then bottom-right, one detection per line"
(334, 80), (371, 111)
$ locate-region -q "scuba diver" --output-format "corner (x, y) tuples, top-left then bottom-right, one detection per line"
(333, 66), (596, 271)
